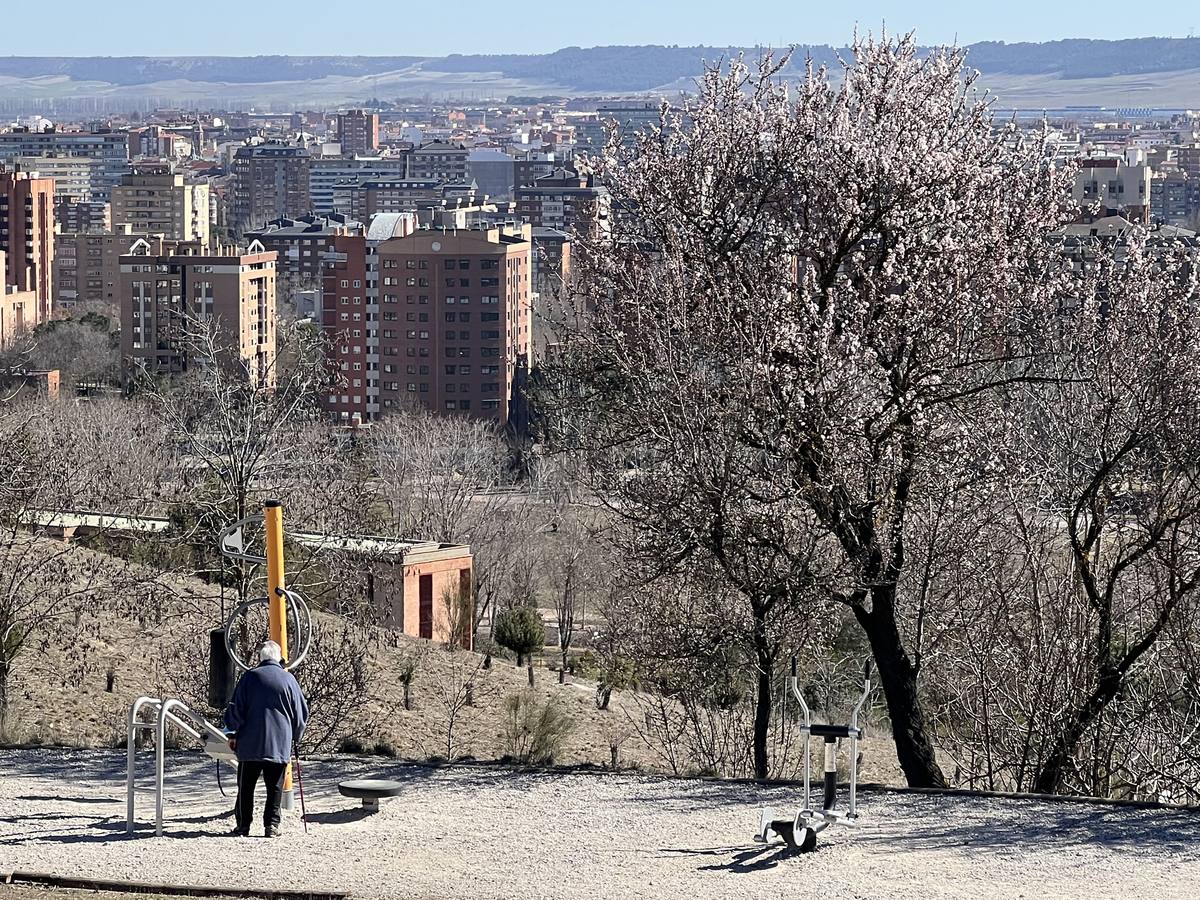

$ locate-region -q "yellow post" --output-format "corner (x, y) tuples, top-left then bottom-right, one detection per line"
(262, 499), (294, 801)
(263, 499), (288, 661)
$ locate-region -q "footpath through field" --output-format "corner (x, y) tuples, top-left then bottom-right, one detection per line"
(0, 750), (1196, 900)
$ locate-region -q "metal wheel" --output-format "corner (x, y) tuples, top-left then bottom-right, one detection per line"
(222, 589), (312, 672)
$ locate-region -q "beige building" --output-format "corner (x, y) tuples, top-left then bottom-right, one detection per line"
(1074, 155), (1151, 223)
(111, 164), (211, 245)
(119, 239), (277, 386)
(0, 250), (38, 348)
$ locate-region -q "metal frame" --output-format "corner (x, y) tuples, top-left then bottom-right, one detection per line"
(222, 588), (313, 673)
(126, 696), (233, 837)
(756, 661), (872, 849)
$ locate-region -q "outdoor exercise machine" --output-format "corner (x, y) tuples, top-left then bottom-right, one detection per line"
(125, 500), (313, 836)
(754, 658), (872, 853)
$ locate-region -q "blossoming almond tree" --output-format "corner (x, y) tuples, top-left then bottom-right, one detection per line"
(545, 36), (1074, 785)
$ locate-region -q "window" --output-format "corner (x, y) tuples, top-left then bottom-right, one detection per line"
(459, 365), (471, 375)
(445, 401), (456, 410)
(445, 259), (457, 270)
(481, 259), (498, 270)
(406, 260), (416, 269)
(419, 295), (429, 304)
(340, 279), (349, 288)
(445, 278), (456, 288)
(459, 312), (471, 322)
(459, 400), (471, 411)
(447, 296), (456, 305)
(419, 330), (429, 339)
(481, 330), (499, 339)
(482, 312), (499, 322)
(445, 365), (457, 375)
(408, 312), (417, 321)
(459, 259), (471, 269)
(407, 383), (417, 392)
(482, 382), (500, 392)
(446, 330), (456, 340)
(459, 278), (470, 287)
(481, 277), (499, 287)
(419, 313), (428, 322)
(446, 384), (456, 393)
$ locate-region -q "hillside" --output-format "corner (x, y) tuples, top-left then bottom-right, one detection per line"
(4, 39), (1200, 109)
(0, 541), (905, 784)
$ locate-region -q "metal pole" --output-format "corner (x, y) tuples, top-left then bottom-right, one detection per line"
(262, 498), (294, 809)
(155, 701), (167, 837)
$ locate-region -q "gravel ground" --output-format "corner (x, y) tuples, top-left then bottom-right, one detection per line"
(1, 750), (1197, 900)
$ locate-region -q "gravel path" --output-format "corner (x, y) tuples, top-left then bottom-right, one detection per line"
(1, 750), (1196, 900)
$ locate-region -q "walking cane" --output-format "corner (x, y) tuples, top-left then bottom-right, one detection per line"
(292, 748), (309, 834)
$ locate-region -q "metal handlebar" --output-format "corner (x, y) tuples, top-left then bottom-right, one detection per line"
(217, 515), (268, 564)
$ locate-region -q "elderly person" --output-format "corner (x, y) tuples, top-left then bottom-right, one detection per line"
(224, 640), (309, 838)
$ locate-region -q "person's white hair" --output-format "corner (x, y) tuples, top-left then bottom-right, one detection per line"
(259, 640), (283, 663)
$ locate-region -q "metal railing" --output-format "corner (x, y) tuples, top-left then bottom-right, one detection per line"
(126, 696), (233, 837)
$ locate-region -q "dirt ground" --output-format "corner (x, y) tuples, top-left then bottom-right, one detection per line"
(1, 749), (1196, 900)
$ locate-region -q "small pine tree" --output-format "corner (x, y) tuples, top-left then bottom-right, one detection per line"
(493, 606), (546, 667)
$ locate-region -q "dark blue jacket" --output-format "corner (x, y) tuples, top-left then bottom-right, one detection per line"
(224, 660), (309, 763)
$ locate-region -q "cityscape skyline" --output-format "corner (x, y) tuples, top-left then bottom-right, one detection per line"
(3, 1), (1199, 57)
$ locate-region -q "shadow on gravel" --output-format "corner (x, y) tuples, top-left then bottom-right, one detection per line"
(663, 843), (808, 872)
(862, 798), (1200, 855)
(303, 807), (373, 826)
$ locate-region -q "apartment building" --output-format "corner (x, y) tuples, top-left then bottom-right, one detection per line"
(0, 130), (129, 203)
(232, 143), (311, 231)
(371, 225), (532, 425)
(337, 110), (380, 156)
(119, 241), (277, 386)
(55, 196), (110, 234)
(515, 168), (610, 238)
(1074, 155), (1151, 223)
(55, 225), (177, 311)
(244, 213), (363, 302)
(309, 156), (408, 215)
(0, 167), (55, 322)
(574, 101), (661, 152)
(111, 163), (211, 245)
(407, 142), (470, 183)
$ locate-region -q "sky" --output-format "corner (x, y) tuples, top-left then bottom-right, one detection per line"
(4, 0), (1199, 56)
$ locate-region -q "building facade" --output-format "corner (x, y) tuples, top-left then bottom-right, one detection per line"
(0, 167), (55, 323)
(337, 110), (380, 156)
(245, 213), (363, 305)
(0, 130), (129, 203)
(55, 225), (177, 312)
(119, 241), (277, 386)
(515, 168), (610, 238)
(232, 143), (311, 232)
(111, 163), (211, 245)
(372, 225), (531, 424)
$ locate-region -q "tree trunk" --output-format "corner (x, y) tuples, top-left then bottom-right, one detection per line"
(403, 681), (411, 711)
(527, 664), (535, 688)
(559, 650), (568, 683)
(854, 592), (946, 788)
(1033, 673), (1121, 794)
(750, 605), (773, 780)
(0, 659), (10, 734)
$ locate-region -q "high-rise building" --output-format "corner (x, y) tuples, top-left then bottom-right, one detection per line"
(371, 225), (532, 424)
(119, 240), (277, 386)
(407, 142), (470, 183)
(111, 163), (211, 245)
(337, 110), (380, 156)
(0, 130), (129, 203)
(232, 143), (311, 232)
(574, 101), (661, 152)
(55, 196), (110, 234)
(309, 156), (408, 216)
(0, 167), (55, 323)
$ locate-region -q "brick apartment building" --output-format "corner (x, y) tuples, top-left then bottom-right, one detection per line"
(111, 163), (211, 245)
(373, 225), (532, 424)
(337, 110), (380, 156)
(119, 240), (277, 386)
(232, 143), (311, 232)
(245, 212), (363, 303)
(516, 168), (610, 239)
(55, 225), (185, 312)
(0, 167), (55, 323)
(321, 220), (531, 426)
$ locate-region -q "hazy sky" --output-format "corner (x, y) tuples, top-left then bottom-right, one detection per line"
(5, 0), (1198, 56)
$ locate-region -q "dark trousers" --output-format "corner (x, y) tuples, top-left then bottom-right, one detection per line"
(234, 760), (287, 834)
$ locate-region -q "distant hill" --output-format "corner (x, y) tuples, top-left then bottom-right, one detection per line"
(2, 39), (1200, 109)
